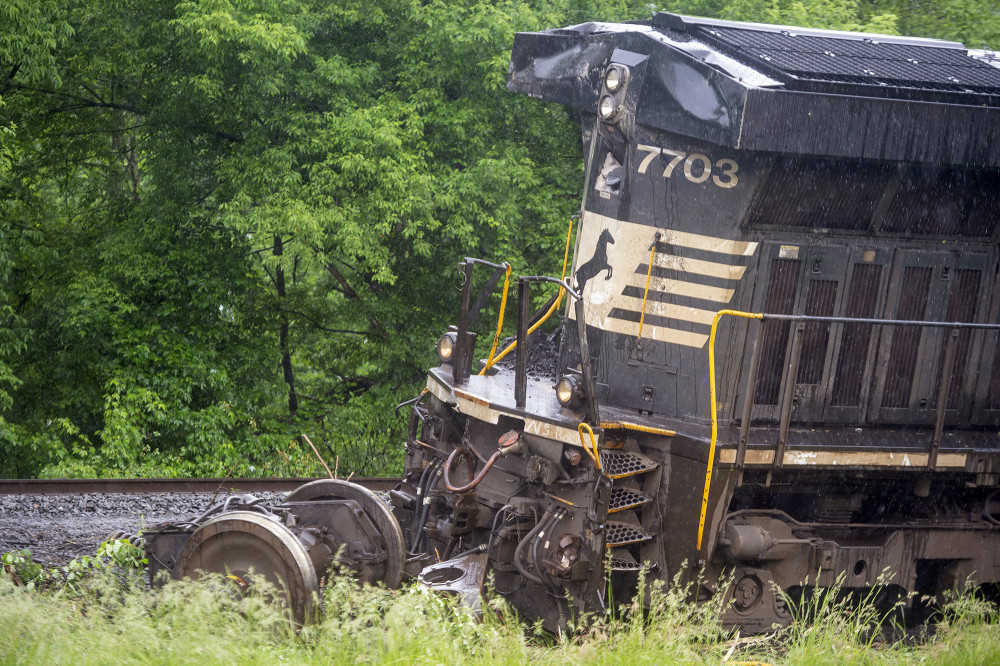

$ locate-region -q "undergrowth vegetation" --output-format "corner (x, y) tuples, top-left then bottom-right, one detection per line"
(2, 546), (999, 665)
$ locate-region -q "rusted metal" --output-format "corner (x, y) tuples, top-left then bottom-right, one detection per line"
(737, 322), (764, 471)
(774, 322), (806, 472)
(454, 259), (476, 384)
(575, 293), (600, 425)
(930, 328), (960, 469)
(467, 263), (508, 329)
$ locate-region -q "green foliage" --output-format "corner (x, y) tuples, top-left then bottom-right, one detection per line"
(0, 549), (44, 590)
(96, 537), (148, 572)
(1, 538), (146, 594)
(1, 558), (999, 664)
(1, 0), (998, 478)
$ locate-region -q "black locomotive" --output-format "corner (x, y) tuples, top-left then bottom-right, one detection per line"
(145, 14), (1000, 631)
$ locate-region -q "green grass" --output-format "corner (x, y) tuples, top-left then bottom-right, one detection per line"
(1, 565), (998, 666)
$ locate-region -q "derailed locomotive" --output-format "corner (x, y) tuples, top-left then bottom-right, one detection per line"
(145, 14), (1000, 631)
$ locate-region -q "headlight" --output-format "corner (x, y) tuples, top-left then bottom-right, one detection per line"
(437, 332), (457, 362)
(598, 95), (617, 119)
(604, 66), (625, 92)
(556, 374), (584, 408)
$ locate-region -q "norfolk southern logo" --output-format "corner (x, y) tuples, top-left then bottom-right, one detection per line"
(572, 213), (759, 348)
(575, 228), (615, 293)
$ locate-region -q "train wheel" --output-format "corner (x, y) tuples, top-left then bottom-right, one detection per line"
(172, 511), (318, 623)
(285, 478), (406, 588)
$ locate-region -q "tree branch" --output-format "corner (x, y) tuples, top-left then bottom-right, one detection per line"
(275, 307), (368, 335)
(324, 262), (388, 338)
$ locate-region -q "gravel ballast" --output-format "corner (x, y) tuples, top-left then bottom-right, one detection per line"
(0, 491), (287, 566)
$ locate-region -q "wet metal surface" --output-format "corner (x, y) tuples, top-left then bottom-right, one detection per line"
(508, 13), (1000, 166)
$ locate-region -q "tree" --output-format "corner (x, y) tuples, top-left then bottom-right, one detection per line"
(0, 0), (649, 478)
(0, 0), (995, 478)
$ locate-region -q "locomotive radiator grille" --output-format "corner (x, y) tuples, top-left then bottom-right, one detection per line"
(605, 521), (654, 547)
(608, 487), (653, 513)
(608, 554), (657, 572)
(600, 451), (659, 479)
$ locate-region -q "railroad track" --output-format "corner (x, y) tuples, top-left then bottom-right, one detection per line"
(0, 477), (398, 495)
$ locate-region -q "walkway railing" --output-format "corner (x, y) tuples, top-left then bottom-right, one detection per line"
(698, 310), (1000, 551)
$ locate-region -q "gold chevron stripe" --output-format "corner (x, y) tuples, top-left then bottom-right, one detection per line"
(652, 253), (748, 280)
(615, 295), (718, 326)
(658, 227), (758, 257)
(626, 274), (735, 303)
(583, 212), (758, 257)
(602, 316), (709, 348)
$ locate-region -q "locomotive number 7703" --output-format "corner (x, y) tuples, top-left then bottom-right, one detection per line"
(636, 144), (739, 189)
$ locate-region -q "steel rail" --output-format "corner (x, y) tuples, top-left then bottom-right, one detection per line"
(0, 477), (399, 495)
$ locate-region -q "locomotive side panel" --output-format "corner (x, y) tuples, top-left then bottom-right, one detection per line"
(522, 14), (1000, 626)
(565, 128), (766, 423)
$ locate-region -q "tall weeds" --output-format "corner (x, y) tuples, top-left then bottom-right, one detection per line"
(1, 557), (998, 665)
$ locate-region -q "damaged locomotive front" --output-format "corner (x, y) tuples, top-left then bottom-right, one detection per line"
(144, 12), (1000, 632)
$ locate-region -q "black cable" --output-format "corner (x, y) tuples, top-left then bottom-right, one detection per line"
(485, 504), (512, 560)
(407, 460), (436, 552)
(533, 509), (565, 591)
(513, 506), (557, 584)
(413, 460), (443, 553)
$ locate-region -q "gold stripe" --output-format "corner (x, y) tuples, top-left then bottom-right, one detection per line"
(602, 317), (709, 347)
(719, 449), (773, 464)
(626, 274), (735, 303)
(425, 375), (455, 405)
(583, 212), (758, 257)
(615, 295), (718, 326)
(718, 448), (967, 468)
(653, 253), (748, 280)
(660, 228), (758, 257)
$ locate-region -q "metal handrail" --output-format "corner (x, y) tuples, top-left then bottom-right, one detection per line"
(697, 310), (1000, 552)
(451, 259), (600, 423)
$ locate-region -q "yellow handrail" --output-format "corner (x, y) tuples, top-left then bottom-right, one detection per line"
(600, 421), (675, 437)
(577, 422), (602, 470)
(697, 309), (763, 552)
(480, 216), (576, 374)
(636, 239), (658, 341)
(482, 263), (512, 369)
(554, 214), (576, 312)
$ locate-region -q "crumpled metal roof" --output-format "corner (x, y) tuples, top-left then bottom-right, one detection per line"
(508, 13), (1000, 168)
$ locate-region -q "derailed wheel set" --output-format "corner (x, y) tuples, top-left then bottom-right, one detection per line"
(143, 480), (404, 622)
(145, 14), (1000, 630)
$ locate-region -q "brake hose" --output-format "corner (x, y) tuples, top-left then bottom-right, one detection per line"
(443, 445), (502, 493)
(412, 458), (443, 553)
(513, 506), (560, 584)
